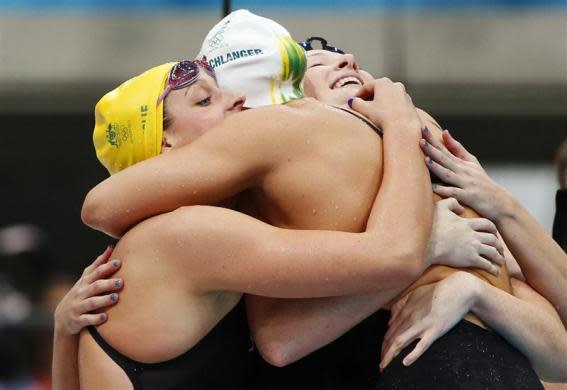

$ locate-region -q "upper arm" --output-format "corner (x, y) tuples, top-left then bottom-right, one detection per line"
(82, 108), (289, 237)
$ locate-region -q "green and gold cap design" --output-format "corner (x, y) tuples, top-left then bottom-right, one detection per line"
(198, 9), (306, 108)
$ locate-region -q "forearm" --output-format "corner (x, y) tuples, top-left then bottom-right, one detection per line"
(52, 329), (80, 390)
(82, 144), (225, 237)
(156, 206), (432, 297)
(248, 288), (401, 366)
(470, 277), (567, 381)
(496, 195), (567, 325)
(366, 119), (433, 273)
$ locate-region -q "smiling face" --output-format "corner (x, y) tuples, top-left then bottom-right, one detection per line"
(303, 50), (374, 106)
(161, 69), (245, 150)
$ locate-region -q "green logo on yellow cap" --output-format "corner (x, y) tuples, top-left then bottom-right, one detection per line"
(106, 123), (132, 148)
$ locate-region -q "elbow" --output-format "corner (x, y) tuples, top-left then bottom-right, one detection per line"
(255, 339), (296, 368)
(391, 245), (425, 284)
(81, 190), (122, 238)
(251, 327), (299, 368)
(81, 190), (100, 228)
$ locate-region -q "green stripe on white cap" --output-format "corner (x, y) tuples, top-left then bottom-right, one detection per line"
(199, 9), (306, 108)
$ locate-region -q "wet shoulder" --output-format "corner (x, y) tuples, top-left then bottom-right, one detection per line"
(227, 98), (329, 136)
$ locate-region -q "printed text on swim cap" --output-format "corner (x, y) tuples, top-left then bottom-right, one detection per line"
(208, 49), (263, 69)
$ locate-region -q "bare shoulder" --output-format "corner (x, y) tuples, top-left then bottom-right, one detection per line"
(230, 98), (326, 132)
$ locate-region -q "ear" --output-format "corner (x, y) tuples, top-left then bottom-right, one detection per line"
(161, 130), (173, 153)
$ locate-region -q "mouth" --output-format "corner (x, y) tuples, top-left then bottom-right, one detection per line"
(331, 75), (363, 90)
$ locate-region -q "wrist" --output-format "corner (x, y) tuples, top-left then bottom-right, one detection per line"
(463, 273), (485, 313)
(382, 117), (422, 136)
(492, 188), (519, 225)
(53, 309), (70, 336)
(424, 236), (440, 268)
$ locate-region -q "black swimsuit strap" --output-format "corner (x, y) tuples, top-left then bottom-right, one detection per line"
(331, 106), (447, 184)
(87, 326), (143, 389)
(332, 106), (383, 137)
(85, 300), (251, 390)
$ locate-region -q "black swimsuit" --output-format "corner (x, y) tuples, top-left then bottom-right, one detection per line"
(553, 188), (567, 251)
(88, 300), (252, 390)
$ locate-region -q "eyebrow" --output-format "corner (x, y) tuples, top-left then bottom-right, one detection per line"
(184, 78), (204, 97)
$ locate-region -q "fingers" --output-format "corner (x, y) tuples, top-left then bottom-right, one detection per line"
(79, 292), (119, 313)
(442, 130), (477, 163)
(83, 278), (123, 298)
(83, 245), (114, 275)
(468, 218), (498, 235)
(436, 197), (464, 215)
(83, 259), (121, 285)
(348, 97), (376, 120)
(432, 184), (465, 200)
(354, 79), (376, 100)
(78, 313), (109, 328)
(472, 255), (500, 276)
(478, 244), (505, 266)
(476, 232), (504, 255)
(426, 157), (462, 187)
(380, 326), (421, 370)
(421, 126), (443, 149)
(420, 137), (460, 173)
(388, 292), (410, 325)
(383, 307), (416, 359)
(402, 334), (434, 367)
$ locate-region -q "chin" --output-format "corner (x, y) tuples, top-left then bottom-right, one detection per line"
(329, 89), (355, 105)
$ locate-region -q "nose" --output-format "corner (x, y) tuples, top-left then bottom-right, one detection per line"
(336, 53), (358, 71)
(226, 92), (246, 113)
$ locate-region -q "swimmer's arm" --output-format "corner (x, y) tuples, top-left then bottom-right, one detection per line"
(354, 82), (434, 274)
(492, 200), (567, 326)
(471, 277), (567, 382)
(52, 247), (121, 390)
(82, 109), (286, 238)
(53, 332), (80, 390)
(246, 292), (401, 367)
(420, 127), (567, 326)
(136, 204), (429, 297)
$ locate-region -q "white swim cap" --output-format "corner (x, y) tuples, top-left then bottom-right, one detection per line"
(199, 9), (306, 108)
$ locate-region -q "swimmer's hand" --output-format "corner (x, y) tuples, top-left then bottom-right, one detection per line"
(349, 78), (421, 131)
(421, 129), (513, 223)
(380, 272), (480, 370)
(54, 246), (123, 335)
(426, 198), (505, 276)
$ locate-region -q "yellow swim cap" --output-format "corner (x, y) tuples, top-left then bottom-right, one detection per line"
(93, 62), (176, 175)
